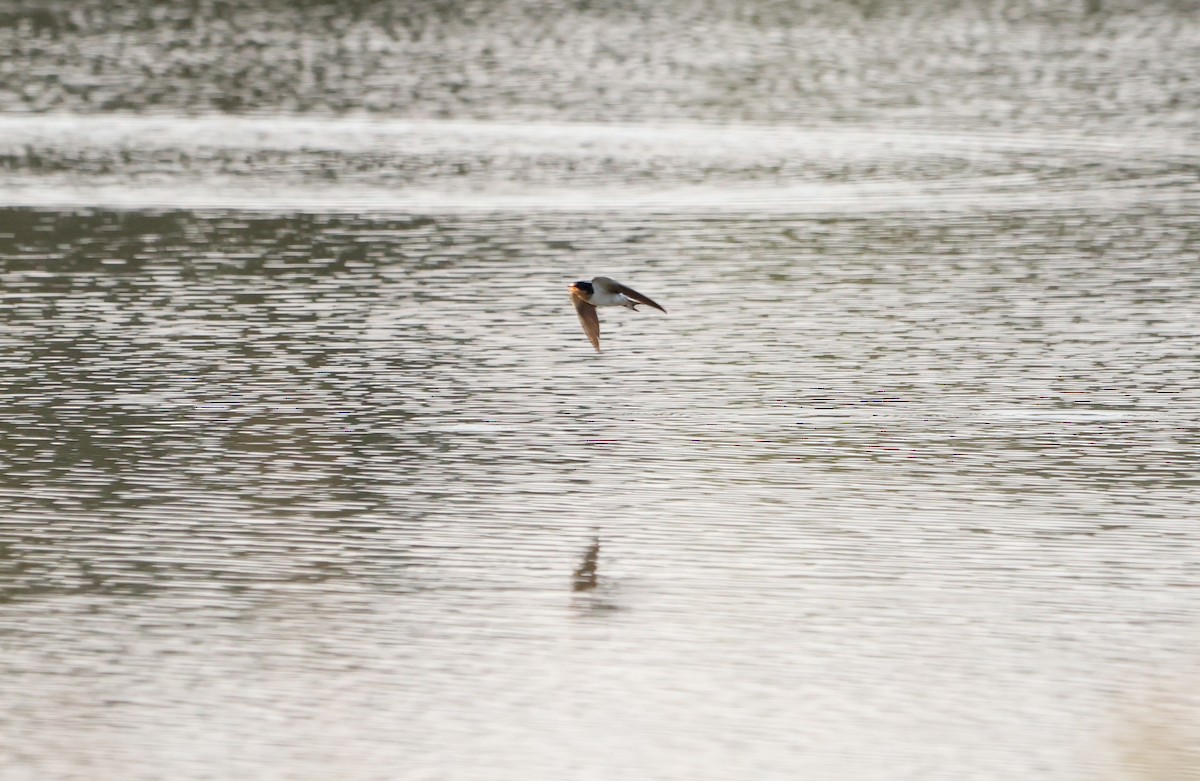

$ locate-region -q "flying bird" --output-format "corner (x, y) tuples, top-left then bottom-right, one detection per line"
(568, 276), (666, 352)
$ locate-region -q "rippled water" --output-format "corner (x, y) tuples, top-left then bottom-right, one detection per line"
(3, 2), (1200, 780)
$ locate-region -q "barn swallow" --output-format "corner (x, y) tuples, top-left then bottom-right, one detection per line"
(568, 276), (667, 352)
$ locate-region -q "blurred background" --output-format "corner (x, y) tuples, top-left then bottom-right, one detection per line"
(1, 1), (1199, 779)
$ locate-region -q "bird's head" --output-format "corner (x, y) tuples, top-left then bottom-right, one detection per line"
(569, 280), (594, 297)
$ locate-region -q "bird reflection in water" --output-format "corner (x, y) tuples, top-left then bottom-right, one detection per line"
(572, 536), (601, 592)
(570, 535), (621, 614)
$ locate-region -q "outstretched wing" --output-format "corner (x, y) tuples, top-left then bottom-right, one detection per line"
(572, 295), (602, 352)
(611, 280), (666, 313)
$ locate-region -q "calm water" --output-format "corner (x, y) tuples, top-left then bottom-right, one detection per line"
(2, 3), (1200, 780)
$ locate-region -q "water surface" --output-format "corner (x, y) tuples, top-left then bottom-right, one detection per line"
(3, 194), (1199, 779)
(2, 2), (1200, 779)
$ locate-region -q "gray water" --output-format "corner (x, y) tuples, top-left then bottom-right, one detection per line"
(2, 2), (1200, 780)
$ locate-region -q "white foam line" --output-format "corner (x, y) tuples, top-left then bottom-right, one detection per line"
(0, 113), (1190, 159)
(1, 179), (1192, 215)
(2, 114), (1195, 214)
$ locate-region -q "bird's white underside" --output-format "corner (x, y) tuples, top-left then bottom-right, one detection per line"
(589, 291), (632, 307)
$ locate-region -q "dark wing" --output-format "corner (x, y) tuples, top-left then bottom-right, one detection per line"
(572, 294), (602, 352)
(611, 281), (666, 313)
